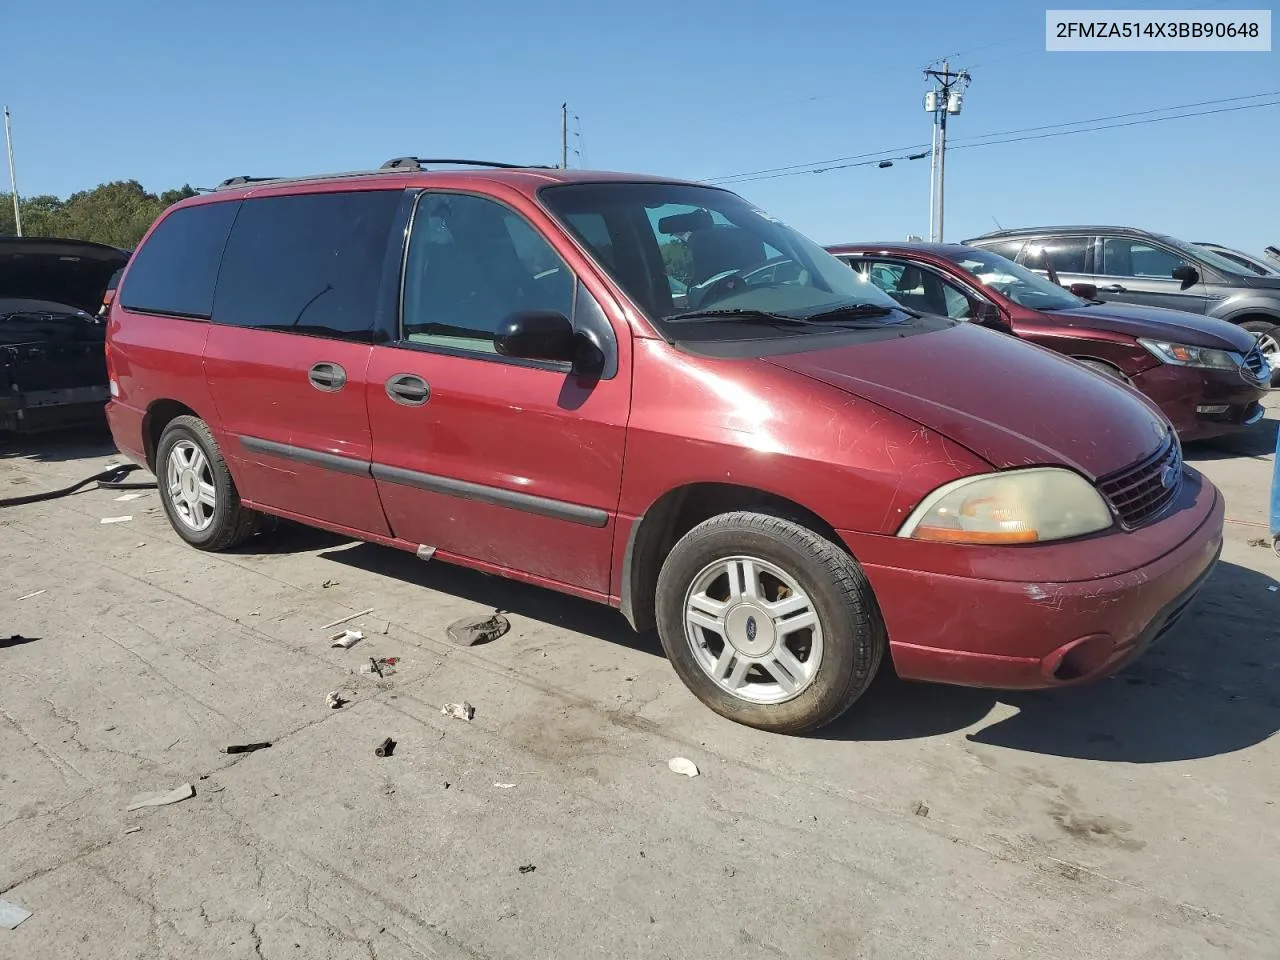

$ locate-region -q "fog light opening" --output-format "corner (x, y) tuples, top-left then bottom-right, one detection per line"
(1049, 634), (1115, 682)
(1196, 404), (1230, 415)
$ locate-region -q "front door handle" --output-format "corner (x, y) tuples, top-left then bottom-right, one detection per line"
(308, 361), (347, 392)
(386, 373), (430, 406)
(1103, 284), (1127, 292)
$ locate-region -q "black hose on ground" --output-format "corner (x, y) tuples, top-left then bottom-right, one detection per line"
(0, 464), (157, 508)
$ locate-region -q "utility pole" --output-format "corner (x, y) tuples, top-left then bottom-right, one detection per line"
(923, 62), (970, 242)
(3, 106), (21, 237)
(560, 102), (568, 169)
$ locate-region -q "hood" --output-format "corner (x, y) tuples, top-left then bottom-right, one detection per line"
(1234, 271), (1280, 291)
(763, 322), (1170, 480)
(1047, 301), (1257, 352)
(0, 237), (130, 315)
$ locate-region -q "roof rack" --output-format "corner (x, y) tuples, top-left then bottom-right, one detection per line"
(380, 156), (551, 171)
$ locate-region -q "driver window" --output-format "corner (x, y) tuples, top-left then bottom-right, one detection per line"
(862, 259), (975, 319)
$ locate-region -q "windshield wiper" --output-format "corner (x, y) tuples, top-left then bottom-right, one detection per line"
(802, 303), (911, 322)
(665, 306), (905, 327)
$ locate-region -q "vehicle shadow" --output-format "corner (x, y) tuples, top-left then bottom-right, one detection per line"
(229, 519), (354, 557)
(821, 559), (1280, 763)
(0, 422), (117, 464)
(1184, 416), (1276, 462)
(318, 541), (664, 658)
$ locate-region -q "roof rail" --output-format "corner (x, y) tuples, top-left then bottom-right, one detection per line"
(216, 175), (283, 189)
(380, 156), (552, 171)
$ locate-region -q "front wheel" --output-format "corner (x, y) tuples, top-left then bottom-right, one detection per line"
(1240, 319), (1280, 386)
(655, 512), (885, 733)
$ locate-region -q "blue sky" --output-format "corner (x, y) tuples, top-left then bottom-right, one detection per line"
(5, 0), (1278, 252)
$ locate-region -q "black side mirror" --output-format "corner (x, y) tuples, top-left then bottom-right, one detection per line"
(1172, 264), (1199, 289)
(972, 301), (1010, 331)
(494, 310), (603, 375)
(1068, 282), (1098, 299)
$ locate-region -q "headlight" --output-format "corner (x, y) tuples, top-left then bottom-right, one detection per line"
(1138, 339), (1241, 370)
(897, 467), (1113, 545)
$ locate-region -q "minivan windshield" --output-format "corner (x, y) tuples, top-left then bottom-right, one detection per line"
(943, 247), (1086, 312)
(540, 182), (908, 336)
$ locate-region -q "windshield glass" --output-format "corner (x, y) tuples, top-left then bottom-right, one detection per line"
(1158, 234), (1256, 277)
(539, 182), (905, 335)
(943, 247), (1086, 312)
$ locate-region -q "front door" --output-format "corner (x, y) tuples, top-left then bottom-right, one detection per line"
(203, 188), (404, 536)
(366, 190), (630, 597)
(1091, 235), (1213, 313)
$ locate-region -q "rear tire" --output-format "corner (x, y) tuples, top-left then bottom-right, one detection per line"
(156, 416), (260, 551)
(1240, 319), (1280, 386)
(655, 511), (885, 734)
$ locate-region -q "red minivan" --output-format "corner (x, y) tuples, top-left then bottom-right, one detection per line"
(104, 160), (1225, 733)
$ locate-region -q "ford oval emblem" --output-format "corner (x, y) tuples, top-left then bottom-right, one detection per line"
(745, 616), (758, 641)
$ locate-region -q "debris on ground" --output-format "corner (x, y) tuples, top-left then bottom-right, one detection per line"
(518, 864), (536, 874)
(375, 737), (396, 758)
(114, 492), (146, 502)
(16, 589), (45, 601)
(441, 702), (475, 722)
(100, 516), (132, 524)
(0, 898), (32, 930)
(0, 635), (37, 649)
(1270, 586), (1278, 593)
(123, 826), (142, 835)
(1248, 537), (1269, 548)
(224, 742), (272, 755)
(321, 579), (339, 588)
(322, 608), (375, 629)
(325, 691), (346, 709)
(329, 629), (364, 649)
(494, 782), (516, 789)
(126, 783), (195, 811)
(360, 657), (398, 677)
(446, 613), (511, 647)
(914, 801), (930, 817)
(668, 757), (700, 778)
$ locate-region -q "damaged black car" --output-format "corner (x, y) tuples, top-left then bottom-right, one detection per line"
(0, 236), (129, 433)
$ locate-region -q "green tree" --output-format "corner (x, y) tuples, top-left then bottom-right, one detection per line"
(660, 239), (693, 283)
(0, 180), (198, 249)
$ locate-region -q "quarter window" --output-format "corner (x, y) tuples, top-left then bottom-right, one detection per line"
(1100, 238), (1184, 278)
(211, 189), (401, 342)
(119, 201), (240, 318)
(401, 193), (575, 353)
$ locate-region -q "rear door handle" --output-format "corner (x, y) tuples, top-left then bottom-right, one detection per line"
(386, 373), (430, 406)
(1103, 284), (1127, 292)
(308, 362), (347, 392)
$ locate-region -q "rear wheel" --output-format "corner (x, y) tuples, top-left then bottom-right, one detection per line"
(655, 512), (884, 734)
(156, 416), (260, 551)
(1240, 319), (1280, 385)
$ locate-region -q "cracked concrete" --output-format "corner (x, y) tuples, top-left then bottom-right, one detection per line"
(2, 413), (1280, 959)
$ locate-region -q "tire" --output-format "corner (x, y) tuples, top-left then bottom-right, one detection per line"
(156, 415), (260, 551)
(1240, 319), (1280, 386)
(655, 511), (885, 733)
(1075, 358), (1128, 382)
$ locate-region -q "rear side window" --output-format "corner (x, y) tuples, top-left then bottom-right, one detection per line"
(119, 202), (240, 318)
(212, 189), (401, 342)
(976, 239), (1023, 262)
(1020, 236), (1088, 274)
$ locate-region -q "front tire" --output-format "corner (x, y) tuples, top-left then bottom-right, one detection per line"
(655, 512), (885, 733)
(156, 416), (259, 551)
(1240, 319), (1280, 386)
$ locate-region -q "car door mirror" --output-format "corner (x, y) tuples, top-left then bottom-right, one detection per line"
(1068, 282), (1098, 299)
(972, 301), (1010, 331)
(1171, 264), (1199, 289)
(494, 310), (604, 375)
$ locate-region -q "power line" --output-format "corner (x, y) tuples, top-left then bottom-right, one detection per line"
(706, 90), (1279, 184)
(713, 98), (1280, 185)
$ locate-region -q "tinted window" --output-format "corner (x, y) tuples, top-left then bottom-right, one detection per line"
(401, 192), (575, 354)
(1020, 236), (1088, 274)
(1100, 238), (1184, 278)
(212, 189), (401, 342)
(977, 239), (1024, 262)
(119, 202), (239, 318)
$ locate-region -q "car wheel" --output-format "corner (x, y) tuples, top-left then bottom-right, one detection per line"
(156, 415), (260, 551)
(655, 511), (885, 733)
(1240, 320), (1280, 385)
(1076, 358), (1129, 382)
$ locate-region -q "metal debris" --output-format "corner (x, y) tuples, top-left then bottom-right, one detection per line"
(441, 702), (475, 722)
(126, 783), (195, 811)
(668, 757), (699, 778)
(123, 826), (142, 835)
(0, 898), (32, 930)
(446, 613), (510, 647)
(1248, 537), (1269, 548)
(518, 864), (536, 874)
(321, 579), (340, 588)
(329, 629), (364, 649)
(16, 589), (45, 601)
(322, 608), (375, 629)
(914, 801), (930, 817)
(375, 737), (396, 758)
(224, 742), (272, 755)
(360, 657), (397, 677)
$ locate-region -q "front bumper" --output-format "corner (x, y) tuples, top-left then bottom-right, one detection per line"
(1131, 362), (1268, 442)
(839, 467), (1224, 689)
(0, 384), (110, 433)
